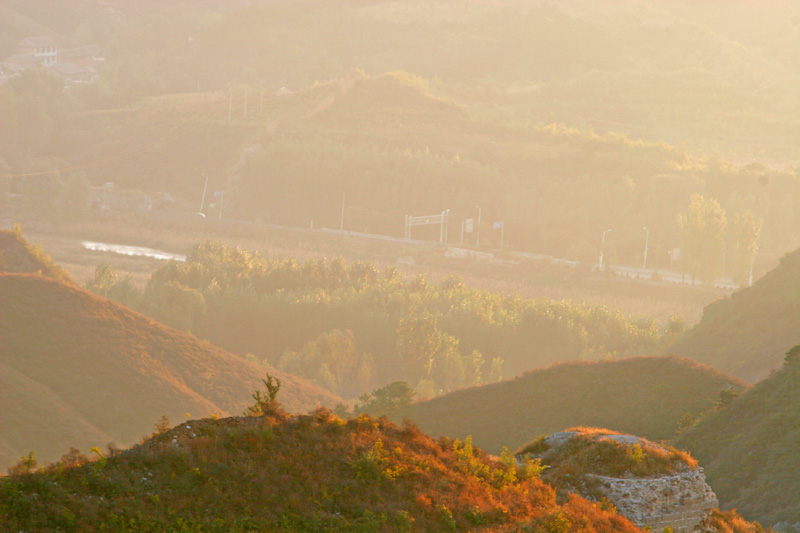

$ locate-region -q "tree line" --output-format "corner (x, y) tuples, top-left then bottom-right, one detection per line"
(88, 240), (684, 400)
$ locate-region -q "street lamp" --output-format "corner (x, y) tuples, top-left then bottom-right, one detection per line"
(440, 209), (450, 243)
(599, 229), (612, 269)
(474, 205), (482, 248)
(642, 227), (649, 270)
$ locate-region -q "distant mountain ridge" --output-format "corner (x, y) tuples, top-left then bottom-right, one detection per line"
(0, 272), (341, 472)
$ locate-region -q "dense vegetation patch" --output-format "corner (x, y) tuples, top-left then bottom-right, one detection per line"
(89, 240), (682, 400)
(0, 409), (639, 532)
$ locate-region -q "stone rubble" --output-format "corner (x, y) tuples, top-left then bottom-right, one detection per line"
(528, 431), (719, 532)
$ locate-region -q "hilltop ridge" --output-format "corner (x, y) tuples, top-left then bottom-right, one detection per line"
(669, 247), (800, 382)
(0, 226), (72, 283)
(410, 356), (747, 455)
(0, 409), (641, 532)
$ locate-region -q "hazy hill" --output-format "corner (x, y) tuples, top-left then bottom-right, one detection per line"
(409, 357), (746, 455)
(0, 409), (639, 532)
(4, 2), (800, 268)
(669, 248), (800, 382)
(676, 351), (800, 526)
(0, 226), (72, 283)
(0, 272), (340, 472)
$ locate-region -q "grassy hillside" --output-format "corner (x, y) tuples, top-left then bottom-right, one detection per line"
(676, 350), (800, 526)
(669, 248), (800, 382)
(0, 272), (340, 472)
(409, 357), (746, 455)
(0, 409), (639, 532)
(0, 226), (72, 283)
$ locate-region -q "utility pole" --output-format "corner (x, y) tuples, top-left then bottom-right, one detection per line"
(474, 205), (482, 248)
(199, 173), (209, 214)
(439, 209), (450, 243)
(218, 191), (224, 220)
(642, 227), (650, 270)
(599, 229), (612, 269)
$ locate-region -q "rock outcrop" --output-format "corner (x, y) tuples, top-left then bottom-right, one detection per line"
(518, 429), (718, 532)
(591, 466), (718, 531)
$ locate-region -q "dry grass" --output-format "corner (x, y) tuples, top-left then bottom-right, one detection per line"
(0, 273), (341, 472)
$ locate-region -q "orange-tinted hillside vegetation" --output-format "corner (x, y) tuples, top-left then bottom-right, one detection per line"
(0, 409), (640, 532)
(0, 273), (340, 472)
(0, 226), (72, 283)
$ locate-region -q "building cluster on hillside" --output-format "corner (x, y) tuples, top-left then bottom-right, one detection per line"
(0, 36), (104, 87)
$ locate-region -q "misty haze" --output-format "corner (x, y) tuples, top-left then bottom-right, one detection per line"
(1, 1), (799, 531)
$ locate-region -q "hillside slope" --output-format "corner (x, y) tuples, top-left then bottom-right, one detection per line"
(0, 226), (72, 283)
(0, 273), (340, 472)
(669, 248), (800, 382)
(0, 409), (639, 532)
(676, 350), (800, 527)
(409, 357), (746, 455)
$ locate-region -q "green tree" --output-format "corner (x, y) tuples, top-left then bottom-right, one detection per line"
(86, 263), (117, 297)
(396, 311), (442, 380)
(677, 194), (727, 282)
(729, 211), (762, 286)
(244, 374), (283, 416)
(784, 345), (800, 367)
(318, 329), (356, 389)
(354, 381), (415, 418)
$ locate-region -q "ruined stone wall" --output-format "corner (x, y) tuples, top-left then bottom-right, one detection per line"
(592, 466), (718, 532)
